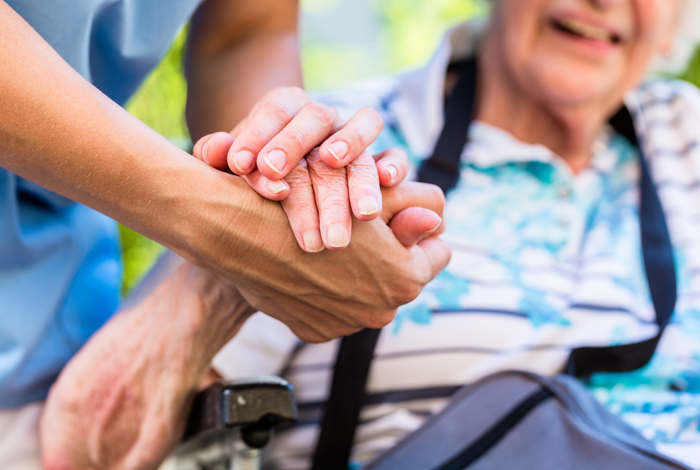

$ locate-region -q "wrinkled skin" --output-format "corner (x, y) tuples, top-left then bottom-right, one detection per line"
(40, 181), (447, 470)
(40, 264), (255, 470)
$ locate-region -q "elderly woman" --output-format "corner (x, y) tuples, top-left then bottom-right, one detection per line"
(201, 0), (700, 468)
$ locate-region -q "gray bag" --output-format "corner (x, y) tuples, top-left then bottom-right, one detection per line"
(364, 371), (691, 470)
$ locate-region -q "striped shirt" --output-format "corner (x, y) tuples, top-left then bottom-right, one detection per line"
(212, 22), (700, 470)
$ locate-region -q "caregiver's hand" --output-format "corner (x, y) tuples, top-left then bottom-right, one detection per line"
(202, 177), (450, 343)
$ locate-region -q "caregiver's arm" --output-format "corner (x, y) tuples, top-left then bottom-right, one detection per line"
(0, 0), (222, 241)
(186, 0), (302, 139)
(0, 1), (451, 342)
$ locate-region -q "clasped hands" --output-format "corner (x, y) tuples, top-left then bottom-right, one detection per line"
(191, 86), (442, 252)
(40, 87), (451, 470)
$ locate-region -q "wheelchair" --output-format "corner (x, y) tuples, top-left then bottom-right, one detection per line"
(160, 376), (297, 470)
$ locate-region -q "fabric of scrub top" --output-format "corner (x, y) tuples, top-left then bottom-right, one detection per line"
(0, 0), (202, 408)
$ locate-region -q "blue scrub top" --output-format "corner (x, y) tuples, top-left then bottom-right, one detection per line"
(0, 0), (201, 408)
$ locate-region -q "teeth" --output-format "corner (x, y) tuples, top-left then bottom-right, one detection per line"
(558, 18), (613, 42)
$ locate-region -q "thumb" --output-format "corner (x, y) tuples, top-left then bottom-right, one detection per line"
(380, 181), (445, 223)
(412, 236), (452, 281)
(389, 207), (444, 247)
(192, 132), (234, 171)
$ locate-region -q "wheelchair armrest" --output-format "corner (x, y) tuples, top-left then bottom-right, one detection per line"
(178, 376), (297, 454)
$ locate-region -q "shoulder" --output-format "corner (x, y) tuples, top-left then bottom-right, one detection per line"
(629, 79), (700, 170)
(631, 78), (700, 119)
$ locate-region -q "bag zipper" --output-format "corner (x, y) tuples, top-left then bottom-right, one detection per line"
(435, 386), (554, 470)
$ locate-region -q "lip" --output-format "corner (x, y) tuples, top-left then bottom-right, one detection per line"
(547, 11), (625, 54)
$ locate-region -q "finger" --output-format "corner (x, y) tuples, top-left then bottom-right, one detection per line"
(257, 103), (341, 180)
(280, 159), (324, 253)
(374, 148), (409, 187)
(318, 107), (383, 169)
(381, 181), (446, 223)
(307, 150), (352, 250)
(412, 236), (453, 282)
(389, 207), (444, 247)
(228, 115), (250, 140)
(192, 132), (234, 170)
(243, 170), (290, 201)
(347, 152), (382, 221)
(227, 87), (312, 176)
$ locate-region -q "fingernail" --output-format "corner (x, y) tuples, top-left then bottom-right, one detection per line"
(233, 151), (255, 173)
(421, 217), (443, 239)
(327, 141), (349, 161)
(267, 180), (288, 194)
(387, 164), (398, 182)
(303, 229), (324, 253)
(328, 224), (350, 248)
(264, 150), (286, 174)
(202, 137), (212, 164)
(358, 196), (379, 216)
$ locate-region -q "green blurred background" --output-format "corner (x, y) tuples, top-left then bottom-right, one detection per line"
(120, 0), (700, 295)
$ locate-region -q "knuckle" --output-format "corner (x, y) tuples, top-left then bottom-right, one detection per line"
(284, 197), (317, 221)
(362, 310), (395, 329)
(284, 86), (309, 101)
(260, 100), (294, 124)
(418, 182), (446, 209)
(309, 160), (347, 182)
(285, 159), (311, 184)
(350, 172), (378, 191)
(429, 184), (447, 208)
(359, 106), (384, 130)
(389, 282), (422, 307)
(318, 192), (349, 212)
(388, 147), (408, 163)
(305, 148), (323, 166)
(285, 130), (309, 152)
(295, 329), (326, 344)
(246, 126), (272, 146)
(306, 103), (336, 130)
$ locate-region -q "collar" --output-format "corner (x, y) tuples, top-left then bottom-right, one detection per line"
(391, 21), (485, 158)
(390, 20), (643, 171)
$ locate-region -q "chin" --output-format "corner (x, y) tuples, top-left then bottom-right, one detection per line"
(524, 55), (622, 110)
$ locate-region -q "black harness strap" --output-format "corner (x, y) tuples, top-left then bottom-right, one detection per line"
(310, 328), (382, 470)
(417, 57), (478, 191)
(565, 106), (677, 376)
(311, 56), (677, 470)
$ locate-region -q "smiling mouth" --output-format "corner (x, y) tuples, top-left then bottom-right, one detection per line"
(551, 17), (622, 45)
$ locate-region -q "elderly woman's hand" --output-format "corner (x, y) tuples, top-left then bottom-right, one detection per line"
(38, 202), (445, 470)
(40, 263), (256, 470)
(191, 87), (408, 252)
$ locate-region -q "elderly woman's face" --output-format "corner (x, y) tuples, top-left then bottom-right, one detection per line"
(489, 0), (681, 109)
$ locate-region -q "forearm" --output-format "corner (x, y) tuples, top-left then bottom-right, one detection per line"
(41, 263), (255, 470)
(0, 2), (251, 256)
(185, 0), (302, 139)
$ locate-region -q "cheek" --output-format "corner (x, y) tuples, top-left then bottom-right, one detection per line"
(633, 0), (677, 49)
